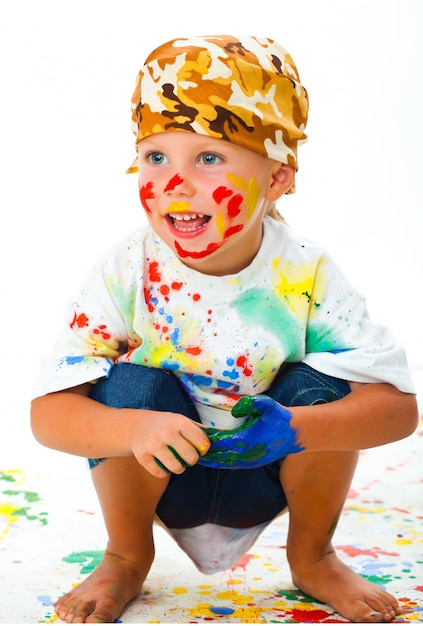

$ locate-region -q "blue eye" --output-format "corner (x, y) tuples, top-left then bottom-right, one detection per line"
(148, 152), (168, 165)
(200, 152), (222, 165)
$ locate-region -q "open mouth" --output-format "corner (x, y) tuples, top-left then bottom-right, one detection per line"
(167, 212), (211, 236)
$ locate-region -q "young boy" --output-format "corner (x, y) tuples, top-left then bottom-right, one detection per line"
(31, 35), (418, 623)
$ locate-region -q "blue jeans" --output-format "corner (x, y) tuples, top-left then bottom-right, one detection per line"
(88, 363), (350, 528)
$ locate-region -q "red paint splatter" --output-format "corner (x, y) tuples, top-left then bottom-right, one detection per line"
(164, 174), (183, 193)
(290, 609), (332, 622)
(414, 586), (423, 592)
(149, 261), (161, 282)
(160, 284), (170, 296)
(337, 545), (400, 559)
(70, 312), (89, 329)
(213, 186), (233, 204)
(175, 240), (221, 259)
(192, 293), (201, 301)
(224, 224), (243, 239)
(236, 355), (253, 377)
(392, 507), (410, 514)
(186, 346), (201, 356)
(172, 281), (183, 290)
(227, 194), (243, 218)
(231, 553), (255, 572)
(93, 325), (111, 340)
(144, 287), (155, 312)
(139, 181), (154, 215)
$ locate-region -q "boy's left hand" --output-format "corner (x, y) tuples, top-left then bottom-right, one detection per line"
(198, 395), (304, 469)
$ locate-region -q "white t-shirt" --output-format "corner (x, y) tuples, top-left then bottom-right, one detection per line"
(34, 218), (415, 405)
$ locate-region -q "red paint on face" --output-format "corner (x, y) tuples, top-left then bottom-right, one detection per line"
(227, 194), (243, 218)
(224, 224), (244, 239)
(175, 240), (221, 259)
(139, 181), (155, 215)
(164, 174), (184, 193)
(213, 186), (233, 204)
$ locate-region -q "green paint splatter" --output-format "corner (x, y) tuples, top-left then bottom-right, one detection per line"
(362, 574), (393, 585)
(63, 550), (104, 574)
(10, 507), (48, 525)
(0, 470), (21, 483)
(3, 490), (41, 503)
(277, 588), (320, 603)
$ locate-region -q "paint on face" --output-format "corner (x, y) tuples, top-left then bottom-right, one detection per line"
(166, 201), (191, 213)
(139, 181), (155, 215)
(164, 174), (184, 192)
(226, 173), (261, 219)
(174, 240), (221, 259)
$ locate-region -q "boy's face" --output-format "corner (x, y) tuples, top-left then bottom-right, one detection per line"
(137, 131), (288, 275)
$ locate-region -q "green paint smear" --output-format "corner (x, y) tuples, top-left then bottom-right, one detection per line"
(3, 489), (41, 502)
(63, 550), (104, 575)
(306, 322), (345, 353)
(277, 588), (320, 603)
(233, 288), (301, 357)
(362, 574), (393, 585)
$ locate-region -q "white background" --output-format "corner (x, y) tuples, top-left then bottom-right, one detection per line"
(1, 0), (422, 467)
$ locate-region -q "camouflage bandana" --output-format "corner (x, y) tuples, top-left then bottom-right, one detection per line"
(127, 35), (309, 187)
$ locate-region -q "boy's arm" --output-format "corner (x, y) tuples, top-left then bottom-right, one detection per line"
(290, 382), (419, 452)
(31, 385), (210, 477)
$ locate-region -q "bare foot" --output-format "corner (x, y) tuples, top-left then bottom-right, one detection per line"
(55, 551), (149, 623)
(291, 550), (400, 623)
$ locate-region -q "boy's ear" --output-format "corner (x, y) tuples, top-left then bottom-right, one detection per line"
(266, 165), (295, 200)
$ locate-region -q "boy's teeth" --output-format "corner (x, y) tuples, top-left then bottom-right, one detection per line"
(169, 213), (204, 221)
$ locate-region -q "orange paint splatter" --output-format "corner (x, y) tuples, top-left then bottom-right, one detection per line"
(70, 312), (89, 329)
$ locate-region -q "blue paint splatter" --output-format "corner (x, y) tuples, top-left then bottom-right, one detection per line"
(210, 606), (235, 615)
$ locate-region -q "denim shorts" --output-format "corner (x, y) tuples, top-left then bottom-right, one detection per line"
(88, 362), (350, 529)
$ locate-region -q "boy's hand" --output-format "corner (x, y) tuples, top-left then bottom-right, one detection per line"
(198, 395), (304, 469)
(129, 411), (210, 478)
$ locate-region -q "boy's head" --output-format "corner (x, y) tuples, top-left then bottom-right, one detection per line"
(128, 35), (308, 188)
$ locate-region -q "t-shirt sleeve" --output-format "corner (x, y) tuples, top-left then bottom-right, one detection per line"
(32, 255), (136, 398)
(302, 254), (415, 394)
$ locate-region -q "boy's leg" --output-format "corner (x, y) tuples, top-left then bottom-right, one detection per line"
(55, 457), (169, 623)
(280, 451), (399, 622)
(269, 364), (400, 622)
(55, 364), (199, 624)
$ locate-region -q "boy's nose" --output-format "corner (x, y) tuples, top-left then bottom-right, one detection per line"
(164, 172), (195, 196)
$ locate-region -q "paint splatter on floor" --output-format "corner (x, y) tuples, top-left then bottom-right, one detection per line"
(1, 424), (422, 623)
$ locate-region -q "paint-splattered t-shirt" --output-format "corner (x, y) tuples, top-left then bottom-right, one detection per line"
(33, 218), (414, 416)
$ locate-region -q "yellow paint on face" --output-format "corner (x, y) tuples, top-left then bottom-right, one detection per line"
(226, 173), (261, 219)
(166, 201), (191, 213)
(215, 212), (226, 238)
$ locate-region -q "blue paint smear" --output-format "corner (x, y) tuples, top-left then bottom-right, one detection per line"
(63, 355), (87, 365)
(210, 606), (235, 615)
(161, 361), (180, 371)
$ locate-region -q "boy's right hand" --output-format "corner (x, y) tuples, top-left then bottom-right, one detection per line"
(128, 411), (211, 478)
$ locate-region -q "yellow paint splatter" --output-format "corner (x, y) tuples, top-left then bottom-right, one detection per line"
(217, 590), (254, 604)
(395, 538), (413, 545)
(0, 503), (20, 540)
(172, 587), (187, 594)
